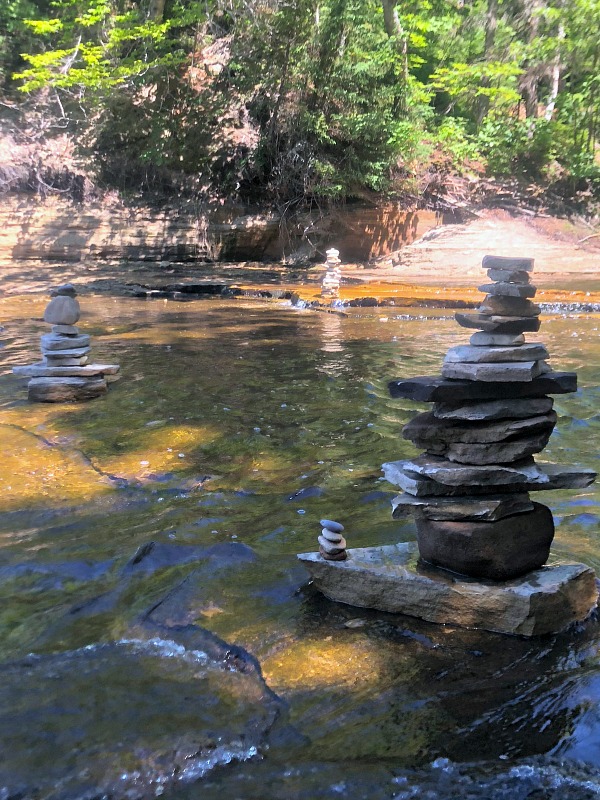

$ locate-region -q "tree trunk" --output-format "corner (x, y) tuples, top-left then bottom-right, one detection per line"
(521, 0), (543, 118)
(381, 0), (409, 114)
(148, 0), (166, 22)
(544, 23), (564, 120)
(475, 0), (498, 126)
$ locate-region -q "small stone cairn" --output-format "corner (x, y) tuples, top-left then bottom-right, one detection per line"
(13, 283), (120, 402)
(383, 254), (596, 581)
(318, 519), (347, 561)
(321, 248), (342, 300)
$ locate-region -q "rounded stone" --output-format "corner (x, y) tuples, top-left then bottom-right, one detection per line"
(319, 519), (344, 533)
(44, 296), (81, 325)
(321, 528), (343, 543)
(415, 502), (555, 581)
(50, 283), (77, 297)
(318, 535), (346, 553)
(319, 546), (347, 562)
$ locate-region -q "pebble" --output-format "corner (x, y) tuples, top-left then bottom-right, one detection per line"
(321, 528), (344, 543)
(320, 519), (344, 532)
(319, 534), (347, 551)
(319, 545), (347, 561)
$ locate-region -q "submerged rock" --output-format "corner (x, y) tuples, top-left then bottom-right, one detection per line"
(0, 621), (286, 799)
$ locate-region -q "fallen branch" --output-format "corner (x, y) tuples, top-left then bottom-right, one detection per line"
(578, 232), (600, 244)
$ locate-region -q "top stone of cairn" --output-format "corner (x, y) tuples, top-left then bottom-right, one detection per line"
(481, 255), (534, 272)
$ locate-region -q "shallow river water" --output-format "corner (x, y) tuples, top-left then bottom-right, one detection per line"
(1, 294), (600, 799)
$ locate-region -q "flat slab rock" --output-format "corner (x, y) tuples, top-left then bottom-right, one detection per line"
(444, 343), (549, 364)
(478, 282), (537, 299)
(28, 376), (108, 402)
(455, 313), (541, 334)
(297, 542), (597, 637)
(382, 458), (596, 496)
(482, 255), (534, 272)
(441, 360), (543, 382)
(403, 410), (557, 445)
(388, 373), (576, 402)
(391, 492), (534, 521)
(14, 363), (120, 379)
(433, 397), (554, 421)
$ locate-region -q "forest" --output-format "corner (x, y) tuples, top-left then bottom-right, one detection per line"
(1, 0), (599, 213)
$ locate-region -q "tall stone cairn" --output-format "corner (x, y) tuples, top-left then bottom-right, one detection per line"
(13, 284), (120, 402)
(321, 248), (342, 300)
(383, 255), (596, 581)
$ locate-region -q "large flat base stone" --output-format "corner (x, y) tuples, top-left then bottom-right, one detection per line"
(298, 542), (598, 637)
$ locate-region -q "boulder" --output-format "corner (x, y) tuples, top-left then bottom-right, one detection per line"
(415, 502), (555, 580)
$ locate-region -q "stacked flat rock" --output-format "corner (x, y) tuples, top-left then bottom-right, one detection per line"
(383, 255), (596, 581)
(321, 248), (342, 299)
(13, 284), (120, 402)
(318, 519), (347, 561)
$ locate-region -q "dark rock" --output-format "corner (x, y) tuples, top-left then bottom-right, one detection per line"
(0, 621), (285, 800)
(433, 397), (554, 421)
(0, 559), (113, 589)
(382, 458), (596, 496)
(50, 283), (77, 296)
(455, 313), (541, 334)
(403, 410), (557, 445)
(482, 255), (534, 271)
(123, 540), (257, 576)
(478, 282), (537, 298)
(441, 428), (554, 464)
(319, 545), (347, 561)
(286, 486), (324, 502)
(487, 268), (532, 283)
(415, 502), (555, 580)
(392, 492), (534, 521)
(478, 295), (540, 317)
(388, 373), (576, 402)
(28, 376), (107, 402)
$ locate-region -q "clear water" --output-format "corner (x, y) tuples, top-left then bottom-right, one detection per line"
(1, 294), (600, 798)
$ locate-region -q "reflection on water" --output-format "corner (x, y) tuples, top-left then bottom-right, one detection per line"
(0, 295), (600, 797)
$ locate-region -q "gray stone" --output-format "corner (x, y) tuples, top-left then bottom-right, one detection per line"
(321, 528), (344, 543)
(320, 519), (344, 532)
(487, 268), (532, 283)
(455, 313), (541, 334)
(388, 373), (575, 402)
(13, 363), (120, 379)
(469, 332), (525, 346)
(40, 333), (91, 351)
(382, 457), (596, 495)
(43, 295), (80, 325)
(52, 324), (79, 335)
(437, 430), (553, 465)
(482, 255), (534, 272)
(50, 283), (77, 296)
(478, 295), (540, 317)
(318, 535), (346, 553)
(43, 346), (91, 359)
(415, 503), (555, 580)
(433, 397), (554, 421)
(43, 355), (89, 366)
(444, 343), (549, 363)
(391, 492), (534, 521)
(403, 410), (557, 445)
(297, 542), (597, 636)
(441, 360), (543, 382)
(28, 377), (107, 402)
(478, 282), (537, 298)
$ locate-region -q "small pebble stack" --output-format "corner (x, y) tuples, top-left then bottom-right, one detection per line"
(321, 248), (342, 300)
(383, 254), (596, 581)
(318, 519), (347, 561)
(13, 283), (120, 402)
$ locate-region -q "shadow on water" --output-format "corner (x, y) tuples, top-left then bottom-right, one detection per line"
(0, 296), (600, 797)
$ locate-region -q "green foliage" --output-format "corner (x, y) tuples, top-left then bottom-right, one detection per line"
(4, 0), (600, 207)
